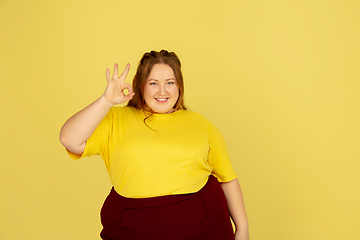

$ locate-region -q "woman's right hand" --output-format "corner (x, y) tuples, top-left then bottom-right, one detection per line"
(103, 63), (135, 106)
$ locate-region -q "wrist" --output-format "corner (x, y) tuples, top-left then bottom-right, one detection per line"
(235, 226), (249, 240)
(99, 94), (115, 109)
(235, 222), (249, 232)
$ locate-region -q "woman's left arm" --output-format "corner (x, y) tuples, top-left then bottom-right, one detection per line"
(221, 178), (249, 240)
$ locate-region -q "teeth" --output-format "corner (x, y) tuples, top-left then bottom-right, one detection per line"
(157, 98), (167, 101)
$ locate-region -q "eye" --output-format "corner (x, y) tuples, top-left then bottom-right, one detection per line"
(149, 82), (157, 85)
(167, 81), (175, 85)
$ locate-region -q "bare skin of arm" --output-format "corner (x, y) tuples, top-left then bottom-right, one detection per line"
(59, 63), (134, 155)
(221, 178), (249, 240)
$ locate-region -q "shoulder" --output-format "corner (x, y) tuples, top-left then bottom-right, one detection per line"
(177, 110), (215, 129)
(178, 110), (225, 140)
(178, 109), (207, 121)
(109, 106), (141, 117)
(110, 105), (137, 112)
(102, 106), (142, 124)
(184, 110), (222, 132)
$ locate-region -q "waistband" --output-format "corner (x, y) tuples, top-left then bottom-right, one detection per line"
(107, 175), (218, 209)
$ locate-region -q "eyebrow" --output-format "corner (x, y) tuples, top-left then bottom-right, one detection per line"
(148, 78), (176, 81)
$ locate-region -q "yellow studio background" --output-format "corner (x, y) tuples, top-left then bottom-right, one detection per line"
(0, 0), (359, 239)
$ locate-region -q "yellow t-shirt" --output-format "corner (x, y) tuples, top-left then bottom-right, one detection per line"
(66, 106), (237, 198)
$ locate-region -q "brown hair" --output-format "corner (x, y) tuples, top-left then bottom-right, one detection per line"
(127, 50), (186, 113)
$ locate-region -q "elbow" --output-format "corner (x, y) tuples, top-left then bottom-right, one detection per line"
(59, 129), (85, 155)
(59, 132), (72, 151)
(59, 127), (68, 147)
(59, 123), (86, 155)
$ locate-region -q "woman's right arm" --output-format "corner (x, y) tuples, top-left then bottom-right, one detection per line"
(59, 63), (134, 155)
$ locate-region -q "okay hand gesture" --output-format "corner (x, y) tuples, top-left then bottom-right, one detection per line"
(103, 63), (135, 106)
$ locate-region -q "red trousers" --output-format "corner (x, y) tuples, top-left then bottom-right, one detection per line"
(100, 175), (235, 240)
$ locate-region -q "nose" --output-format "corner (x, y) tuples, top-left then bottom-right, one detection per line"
(159, 83), (167, 95)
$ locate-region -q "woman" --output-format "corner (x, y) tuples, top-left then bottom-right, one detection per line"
(60, 50), (249, 240)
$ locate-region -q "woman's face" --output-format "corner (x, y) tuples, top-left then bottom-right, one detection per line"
(143, 63), (179, 114)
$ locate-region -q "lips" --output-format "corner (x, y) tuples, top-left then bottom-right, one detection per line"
(155, 98), (169, 102)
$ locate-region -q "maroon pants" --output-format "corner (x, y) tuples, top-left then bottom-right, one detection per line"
(100, 175), (235, 240)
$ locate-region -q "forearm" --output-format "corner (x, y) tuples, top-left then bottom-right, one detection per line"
(221, 178), (249, 239)
(59, 94), (113, 154)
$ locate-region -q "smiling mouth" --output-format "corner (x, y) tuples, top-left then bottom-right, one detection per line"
(155, 98), (169, 102)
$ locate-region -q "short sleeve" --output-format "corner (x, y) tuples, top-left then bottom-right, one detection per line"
(65, 107), (115, 161)
(207, 120), (237, 182)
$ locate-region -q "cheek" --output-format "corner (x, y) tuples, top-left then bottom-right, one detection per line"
(143, 87), (153, 100)
(171, 86), (180, 97)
